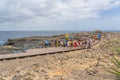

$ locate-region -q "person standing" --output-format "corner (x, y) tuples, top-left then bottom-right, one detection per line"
(55, 39), (58, 47)
(73, 40), (77, 48)
(65, 33), (69, 47)
(44, 40), (48, 48)
(107, 32), (111, 39)
(97, 33), (102, 41)
(86, 39), (91, 49)
(65, 33), (69, 41)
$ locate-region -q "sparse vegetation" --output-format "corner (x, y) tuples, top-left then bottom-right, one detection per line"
(112, 47), (120, 55)
(108, 58), (120, 79)
(111, 40), (120, 55)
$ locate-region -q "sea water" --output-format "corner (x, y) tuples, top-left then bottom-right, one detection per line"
(0, 31), (79, 41)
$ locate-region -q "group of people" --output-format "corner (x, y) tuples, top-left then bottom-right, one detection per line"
(54, 38), (91, 49)
(44, 32), (102, 49)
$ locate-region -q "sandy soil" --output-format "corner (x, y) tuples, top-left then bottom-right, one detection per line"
(0, 35), (120, 80)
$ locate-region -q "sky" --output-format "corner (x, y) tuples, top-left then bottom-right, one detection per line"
(0, 0), (120, 31)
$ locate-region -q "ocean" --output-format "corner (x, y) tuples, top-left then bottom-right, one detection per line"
(0, 31), (119, 41)
(0, 31), (78, 41)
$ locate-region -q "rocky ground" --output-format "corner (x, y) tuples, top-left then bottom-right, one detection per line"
(0, 32), (120, 80)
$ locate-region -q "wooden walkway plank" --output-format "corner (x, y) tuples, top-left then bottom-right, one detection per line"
(0, 41), (99, 61)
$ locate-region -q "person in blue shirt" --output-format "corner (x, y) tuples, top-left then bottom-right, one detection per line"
(97, 33), (102, 41)
(44, 40), (49, 48)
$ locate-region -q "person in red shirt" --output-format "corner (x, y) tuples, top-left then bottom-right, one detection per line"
(73, 40), (77, 48)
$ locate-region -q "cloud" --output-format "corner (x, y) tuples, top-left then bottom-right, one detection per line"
(0, 0), (120, 27)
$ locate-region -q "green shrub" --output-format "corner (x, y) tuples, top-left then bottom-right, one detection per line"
(108, 58), (120, 78)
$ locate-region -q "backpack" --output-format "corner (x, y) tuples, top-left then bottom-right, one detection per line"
(45, 40), (48, 44)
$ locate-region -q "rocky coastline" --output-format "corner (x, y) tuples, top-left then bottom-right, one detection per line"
(0, 31), (104, 54)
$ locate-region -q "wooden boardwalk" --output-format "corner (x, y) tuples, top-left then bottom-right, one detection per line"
(0, 41), (99, 61)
